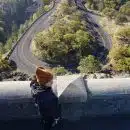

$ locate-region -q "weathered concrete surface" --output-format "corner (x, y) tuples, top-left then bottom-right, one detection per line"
(0, 77), (130, 121)
(57, 75), (87, 121)
(84, 78), (130, 116)
(0, 81), (38, 120)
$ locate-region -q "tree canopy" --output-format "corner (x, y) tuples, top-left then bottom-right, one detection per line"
(119, 1), (130, 16)
(109, 45), (130, 72)
(78, 55), (101, 74)
(108, 27), (130, 72)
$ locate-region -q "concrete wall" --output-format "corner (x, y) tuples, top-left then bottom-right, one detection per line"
(84, 78), (130, 117)
(0, 76), (130, 120)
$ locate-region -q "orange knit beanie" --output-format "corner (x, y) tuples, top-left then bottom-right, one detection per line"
(36, 67), (53, 85)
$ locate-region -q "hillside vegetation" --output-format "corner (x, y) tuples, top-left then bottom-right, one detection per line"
(86, 0), (130, 24)
(0, 0), (35, 70)
(85, 0), (130, 73)
(32, 0), (103, 74)
(4, 0), (53, 53)
(0, 0), (35, 54)
(0, 0), (33, 42)
(109, 27), (130, 72)
(0, 10), (6, 44)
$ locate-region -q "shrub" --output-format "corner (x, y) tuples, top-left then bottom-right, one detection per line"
(119, 1), (130, 16)
(0, 53), (10, 70)
(115, 13), (128, 24)
(44, 5), (50, 12)
(115, 27), (130, 44)
(78, 55), (101, 74)
(109, 45), (130, 72)
(102, 8), (117, 19)
(52, 67), (69, 76)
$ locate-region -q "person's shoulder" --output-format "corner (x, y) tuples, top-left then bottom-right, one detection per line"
(30, 82), (39, 89)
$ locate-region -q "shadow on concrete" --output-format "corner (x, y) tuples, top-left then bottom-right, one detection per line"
(62, 116), (130, 130)
(1, 116), (130, 130)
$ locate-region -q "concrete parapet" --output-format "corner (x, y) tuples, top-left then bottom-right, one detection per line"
(0, 77), (130, 120)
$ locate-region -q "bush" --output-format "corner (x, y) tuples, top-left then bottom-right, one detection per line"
(115, 27), (130, 44)
(78, 55), (101, 74)
(102, 8), (117, 19)
(44, 5), (50, 11)
(0, 53), (10, 70)
(119, 1), (130, 16)
(109, 44), (130, 72)
(52, 67), (69, 76)
(115, 13), (128, 24)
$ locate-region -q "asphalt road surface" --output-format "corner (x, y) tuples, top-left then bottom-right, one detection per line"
(76, 0), (112, 50)
(1, 116), (130, 130)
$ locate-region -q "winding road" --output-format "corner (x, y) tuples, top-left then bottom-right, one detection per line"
(10, 0), (61, 74)
(9, 0), (112, 75)
(76, 0), (112, 50)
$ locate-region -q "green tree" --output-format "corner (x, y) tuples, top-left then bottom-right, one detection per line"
(104, 0), (120, 9)
(109, 45), (130, 72)
(0, 43), (5, 54)
(103, 8), (117, 19)
(119, 1), (130, 16)
(78, 55), (101, 74)
(0, 10), (6, 43)
(0, 27), (5, 43)
(87, 0), (94, 8)
(0, 53), (9, 70)
(12, 23), (18, 32)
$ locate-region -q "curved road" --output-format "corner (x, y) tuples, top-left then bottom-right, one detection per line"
(10, 0), (111, 75)
(10, 0), (61, 74)
(76, 0), (112, 50)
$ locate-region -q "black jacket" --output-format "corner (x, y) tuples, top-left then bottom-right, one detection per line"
(30, 83), (61, 119)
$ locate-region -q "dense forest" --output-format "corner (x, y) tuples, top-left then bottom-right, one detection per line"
(0, 0), (33, 44)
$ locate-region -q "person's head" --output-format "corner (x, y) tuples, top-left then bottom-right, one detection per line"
(36, 67), (53, 88)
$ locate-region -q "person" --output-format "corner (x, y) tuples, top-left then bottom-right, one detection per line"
(30, 67), (61, 130)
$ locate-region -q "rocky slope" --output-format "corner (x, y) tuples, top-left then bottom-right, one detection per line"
(0, 71), (31, 81)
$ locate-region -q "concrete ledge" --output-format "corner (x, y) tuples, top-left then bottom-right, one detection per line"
(0, 77), (130, 120)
